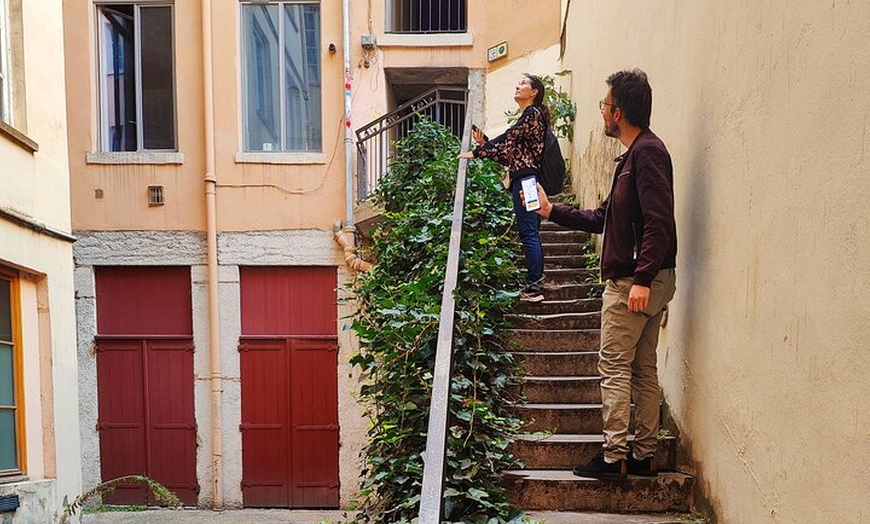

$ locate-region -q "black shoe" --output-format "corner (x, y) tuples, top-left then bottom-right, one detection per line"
(627, 453), (658, 477)
(520, 280), (546, 302)
(572, 452), (627, 480)
(520, 289), (545, 302)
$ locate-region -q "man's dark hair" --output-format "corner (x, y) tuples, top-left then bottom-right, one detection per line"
(606, 69), (652, 129)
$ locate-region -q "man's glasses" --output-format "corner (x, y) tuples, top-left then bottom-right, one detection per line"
(599, 100), (615, 111)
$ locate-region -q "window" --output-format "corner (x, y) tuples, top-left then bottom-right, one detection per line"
(0, 0), (11, 124)
(241, 1), (321, 152)
(97, 3), (176, 152)
(0, 268), (23, 477)
(387, 0), (467, 33)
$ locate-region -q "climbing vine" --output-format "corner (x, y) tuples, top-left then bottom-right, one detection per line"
(350, 120), (528, 523)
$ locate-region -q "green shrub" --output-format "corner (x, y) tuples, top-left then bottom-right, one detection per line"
(350, 120), (526, 523)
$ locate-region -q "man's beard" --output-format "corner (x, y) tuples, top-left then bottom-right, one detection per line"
(604, 120), (619, 138)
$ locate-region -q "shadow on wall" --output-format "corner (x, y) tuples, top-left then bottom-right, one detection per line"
(665, 108), (721, 521)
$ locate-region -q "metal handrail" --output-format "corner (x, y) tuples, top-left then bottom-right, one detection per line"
(416, 98), (474, 524)
(356, 87), (467, 200)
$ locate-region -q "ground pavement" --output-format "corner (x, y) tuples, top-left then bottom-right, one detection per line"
(81, 508), (700, 524)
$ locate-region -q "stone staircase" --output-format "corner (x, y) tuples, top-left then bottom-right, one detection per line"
(503, 221), (694, 513)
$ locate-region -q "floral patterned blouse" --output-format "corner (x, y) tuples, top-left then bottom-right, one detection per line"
(472, 105), (546, 179)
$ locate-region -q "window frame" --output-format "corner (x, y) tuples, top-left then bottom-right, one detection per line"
(0, 0), (12, 125)
(385, 0), (468, 34)
(240, 0), (322, 153)
(96, 1), (178, 153)
(0, 267), (26, 479)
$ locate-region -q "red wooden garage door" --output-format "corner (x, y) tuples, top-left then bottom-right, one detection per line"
(94, 266), (198, 505)
(239, 266), (339, 508)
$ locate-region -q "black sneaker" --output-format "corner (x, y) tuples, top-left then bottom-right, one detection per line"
(627, 453), (658, 477)
(572, 452), (627, 480)
(520, 280), (546, 302)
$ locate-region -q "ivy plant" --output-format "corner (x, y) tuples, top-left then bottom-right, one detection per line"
(350, 120), (528, 524)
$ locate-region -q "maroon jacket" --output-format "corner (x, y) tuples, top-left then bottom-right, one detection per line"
(548, 129), (676, 287)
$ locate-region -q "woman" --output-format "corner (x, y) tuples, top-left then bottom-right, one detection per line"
(459, 74), (550, 302)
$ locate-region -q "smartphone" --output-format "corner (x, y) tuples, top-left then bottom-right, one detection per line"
(520, 176), (541, 212)
(471, 124), (480, 133)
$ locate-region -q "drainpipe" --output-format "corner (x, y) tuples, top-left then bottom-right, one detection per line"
(335, 0), (372, 271)
(201, 0), (223, 507)
(334, 223), (373, 272)
(342, 0), (353, 228)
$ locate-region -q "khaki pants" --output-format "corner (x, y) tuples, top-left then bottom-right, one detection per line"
(599, 268), (676, 461)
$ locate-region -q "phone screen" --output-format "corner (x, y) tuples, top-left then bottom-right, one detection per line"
(521, 176), (541, 212)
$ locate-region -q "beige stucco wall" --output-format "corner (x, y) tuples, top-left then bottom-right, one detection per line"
(561, 1), (870, 522)
(0, 0), (80, 517)
(481, 45), (562, 137)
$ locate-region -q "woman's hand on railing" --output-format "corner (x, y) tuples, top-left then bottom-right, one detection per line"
(473, 127), (486, 145)
(457, 151), (474, 160)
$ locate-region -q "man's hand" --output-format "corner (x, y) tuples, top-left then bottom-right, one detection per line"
(458, 150), (474, 159)
(628, 285), (650, 312)
(535, 182), (553, 218)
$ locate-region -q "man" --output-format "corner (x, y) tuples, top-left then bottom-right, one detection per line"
(534, 69), (677, 480)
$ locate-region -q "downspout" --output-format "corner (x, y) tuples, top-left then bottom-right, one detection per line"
(342, 0), (353, 228)
(201, 0), (223, 507)
(336, 0), (372, 271)
(334, 223), (373, 272)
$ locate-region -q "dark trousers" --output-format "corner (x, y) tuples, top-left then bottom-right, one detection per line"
(511, 176), (544, 285)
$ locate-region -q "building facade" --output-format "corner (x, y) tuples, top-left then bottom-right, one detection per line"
(0, 0), (82, 522)
(63, 0), (560, 509)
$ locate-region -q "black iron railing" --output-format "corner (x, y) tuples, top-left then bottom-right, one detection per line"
(355, 87), (467, 200)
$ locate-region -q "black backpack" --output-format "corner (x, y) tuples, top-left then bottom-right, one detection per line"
(539, 127), (566, 195)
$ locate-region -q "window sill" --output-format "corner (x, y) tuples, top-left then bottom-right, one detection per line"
(234, 152), (327, 165)
(0, 474), (28, 485)
(0, 121), (38, 153)
(86, 152), (185, 165)
(378, 33), (473, 47)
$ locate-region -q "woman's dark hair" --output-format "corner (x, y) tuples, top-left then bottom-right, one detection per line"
(525, 74), (552, 128)
(606, 69), (652, 129)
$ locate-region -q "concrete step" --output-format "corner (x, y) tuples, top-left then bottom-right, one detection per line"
(540, 230), (591, 244)
(504, 470), (693, 512)
(545, 255), (595, 269)
(512, 403), (634, 434)
(516, 298), (601, 315)
(508, 329), (600, 352)
(511, 434), (678, 471)
(539, 284), (604, 301)
(514, 351), (599, 376)
(508, 312), (600, 330)
(539, 221), (574, 231)
(541, 242), (592, 256)
(544, 268), (598, 284)
(516, 375), (600, 403)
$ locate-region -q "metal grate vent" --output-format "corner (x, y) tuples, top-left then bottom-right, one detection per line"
(148, 185), (165, 206)
(0, 494), (20, 512)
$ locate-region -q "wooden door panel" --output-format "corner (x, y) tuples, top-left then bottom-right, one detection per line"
(96, 340), (147, 504)
(239, 267), (339, 508)
(95, 267), (197, 506)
